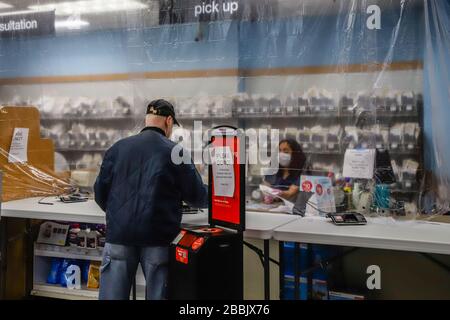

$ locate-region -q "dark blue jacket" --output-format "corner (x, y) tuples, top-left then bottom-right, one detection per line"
(94, 127), (207, 246)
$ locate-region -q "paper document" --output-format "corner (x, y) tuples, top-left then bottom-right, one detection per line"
(259, 184), (294, 210)
(259, 184), (282, 196)
(211, 146), (235, 197)
(246, 202), (292, 214)
(8, 128), (29, 163)
(343, 149), (375, 179)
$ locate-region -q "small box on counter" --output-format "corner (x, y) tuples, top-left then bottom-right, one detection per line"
(37, 222), (70, 246)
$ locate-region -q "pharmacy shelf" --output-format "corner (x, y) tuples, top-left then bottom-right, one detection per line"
(388, 149), (421, 155)
(56, 148), (108, 152)
(32, 283), (99, 300)
(54, 146), (420, 155)
(178, 114), (233, 120)
(391, 189), (420, 194)
(157, 112), (420, 120)
(41, 115), (138, 121)
(235, 112), (418, 119)
(301, 149), (420, 156)
(31, 283), (146, 300)
(34, 244), (103, 262)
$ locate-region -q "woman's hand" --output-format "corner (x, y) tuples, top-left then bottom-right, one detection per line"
(279, 185), (299, 200)
(261, 186), (282, 204)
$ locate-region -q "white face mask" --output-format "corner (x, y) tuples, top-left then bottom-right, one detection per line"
(279, 152), (292, 167)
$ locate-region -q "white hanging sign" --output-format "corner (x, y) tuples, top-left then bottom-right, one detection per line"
(211, 146), (235, 197)
(8, 128), (29, 163)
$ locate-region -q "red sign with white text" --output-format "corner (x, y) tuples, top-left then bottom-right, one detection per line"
(210, 135), (242, 228)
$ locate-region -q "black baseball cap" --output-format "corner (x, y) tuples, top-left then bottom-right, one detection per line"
(146, 99), (180, 126)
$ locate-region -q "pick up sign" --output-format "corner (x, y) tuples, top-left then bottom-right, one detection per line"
(194, 1), (239, 17)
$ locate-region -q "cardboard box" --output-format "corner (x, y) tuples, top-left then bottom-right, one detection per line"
(0, 106), (69, 202)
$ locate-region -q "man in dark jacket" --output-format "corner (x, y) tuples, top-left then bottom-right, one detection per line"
(94, 99), (207, 300)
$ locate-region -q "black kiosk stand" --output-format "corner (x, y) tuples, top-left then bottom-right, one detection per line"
(168, 126), (245, 300)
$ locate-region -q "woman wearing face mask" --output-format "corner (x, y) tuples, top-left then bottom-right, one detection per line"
(263, 139), (307, 203)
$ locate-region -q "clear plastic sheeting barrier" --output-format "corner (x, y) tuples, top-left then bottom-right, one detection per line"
(0, 106), (72, 202)
(0, 0), (447, 217)
(423, 0), (450, 215)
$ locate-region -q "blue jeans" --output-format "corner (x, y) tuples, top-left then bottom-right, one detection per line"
(99, 243), (169, 300)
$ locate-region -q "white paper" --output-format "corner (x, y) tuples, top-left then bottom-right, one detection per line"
(343, 149), (375, 179)
(259, 184), (282, 196)
(211, 146), (235, 197)
(8, 128), (29, 163)
(259, 184), (294, 209)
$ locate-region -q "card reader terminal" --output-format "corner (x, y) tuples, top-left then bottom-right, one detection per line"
(328, 212), (367, 225)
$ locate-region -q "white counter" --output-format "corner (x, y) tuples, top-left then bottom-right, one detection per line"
(244, 212), (300, 240)
(1, 197), (298, 240)
(1, 197), (105, 224)
(273, 216), (450, 255)
(3, 197), (449, 255)
(182, 211), (299, 239)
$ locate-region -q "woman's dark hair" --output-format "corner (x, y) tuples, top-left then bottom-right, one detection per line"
(278, 138), (307, 179)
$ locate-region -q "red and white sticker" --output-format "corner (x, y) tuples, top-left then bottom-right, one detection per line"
(302, 180), (313, 192)
(175, 247), (189, 264)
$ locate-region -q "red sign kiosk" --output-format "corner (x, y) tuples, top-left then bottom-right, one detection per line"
(168, 126), (245, 300)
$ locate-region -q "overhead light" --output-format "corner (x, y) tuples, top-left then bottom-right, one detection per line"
(0, 2), (13, 10)
(55, 19), (90, 30)
(29, 0), (148, 16)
